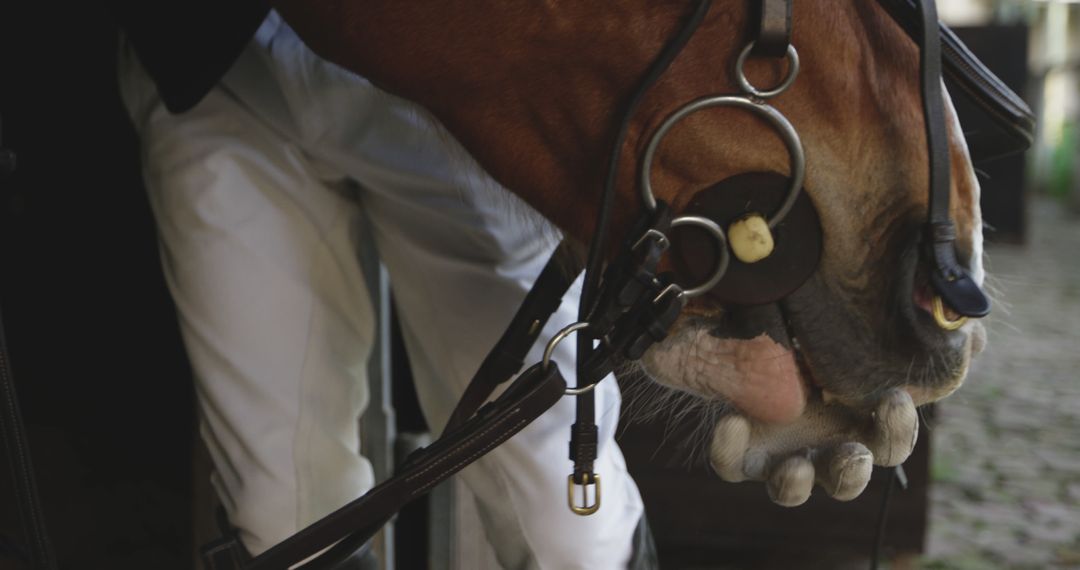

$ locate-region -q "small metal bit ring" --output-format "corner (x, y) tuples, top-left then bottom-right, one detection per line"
(543, 322), (590, 371)
(668, 216), (731, 298)
(542, 322), (607, 395)
(735, 42), (800, 99)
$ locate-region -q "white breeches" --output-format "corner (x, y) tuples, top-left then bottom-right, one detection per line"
(117, 11), (642, 570)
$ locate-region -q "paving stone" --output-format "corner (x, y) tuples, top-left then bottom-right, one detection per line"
(1035, 449), (1080, 473)
(1065, 482), (1080, 502)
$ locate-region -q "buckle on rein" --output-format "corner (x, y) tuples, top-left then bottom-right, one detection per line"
(568, 473), (602, 516)
(543, 223), (684, 517)
(549, 194), (741, 517)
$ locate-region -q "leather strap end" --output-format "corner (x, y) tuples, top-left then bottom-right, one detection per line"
(752, 0), (792, 57)
(929, 264), (990, 318)
(927, 221), (957, 243)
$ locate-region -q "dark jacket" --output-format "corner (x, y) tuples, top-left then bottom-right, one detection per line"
(110, 0), (270, 113)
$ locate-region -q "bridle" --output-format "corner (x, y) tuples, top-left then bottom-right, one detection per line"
(565, 0), (1021, 509)
(218, 1), (1035, 568)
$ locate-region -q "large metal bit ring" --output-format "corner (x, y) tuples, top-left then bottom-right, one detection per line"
(639, 95), (806, 229)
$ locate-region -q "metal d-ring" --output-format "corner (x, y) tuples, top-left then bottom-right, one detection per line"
(668, 216), (730, 298)
(542, 322), (606, 396)
(639, 95), (805, 229)
(735, 43), (800, 99)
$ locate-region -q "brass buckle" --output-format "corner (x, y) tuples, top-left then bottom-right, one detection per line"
(932, 295), (968, 331)
(567, 473), (601, 516)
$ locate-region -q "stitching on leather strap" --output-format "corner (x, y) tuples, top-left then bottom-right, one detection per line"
(409, 418), (531, 497)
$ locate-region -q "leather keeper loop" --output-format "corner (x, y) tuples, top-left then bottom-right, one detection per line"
(569, 422), (599, 464)
(928, 221), (957, 243)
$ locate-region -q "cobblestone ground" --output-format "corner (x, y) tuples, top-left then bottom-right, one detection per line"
(923, 196), (1080, 569)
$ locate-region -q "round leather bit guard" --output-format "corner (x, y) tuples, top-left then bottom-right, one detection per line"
(672, 171), (822, 305)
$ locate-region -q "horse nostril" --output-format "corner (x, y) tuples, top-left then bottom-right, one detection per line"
(913, 280), (966, 329)
(913, 282), (934, 315)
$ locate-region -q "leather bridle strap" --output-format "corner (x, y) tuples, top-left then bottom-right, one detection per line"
(913, 0), (990, 319)
(443, 240), (584, 432)
(752, 0), (792, 57)
(918, 0), (953, 251)
(572, 0), (713, 489)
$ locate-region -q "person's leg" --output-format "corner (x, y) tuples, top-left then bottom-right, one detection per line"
(234, 16), (646, 569)
(118, 37), (376, 557)
(363, 157), (643, 570)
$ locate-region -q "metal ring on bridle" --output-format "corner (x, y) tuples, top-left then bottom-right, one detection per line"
(542, 322), (606, 396)
(668, 216), (730, 298)
(639, 95), (805, 229)
(735, 43), (800, 99)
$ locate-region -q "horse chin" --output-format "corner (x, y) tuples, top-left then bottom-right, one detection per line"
(898, 318), (984, 406)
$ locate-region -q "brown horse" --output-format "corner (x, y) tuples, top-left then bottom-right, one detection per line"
(273, 0), (985, 506)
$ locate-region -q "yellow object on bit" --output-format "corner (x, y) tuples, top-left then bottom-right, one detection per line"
(728, 213), (774, 264)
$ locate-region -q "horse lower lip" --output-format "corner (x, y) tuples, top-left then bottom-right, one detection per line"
(913, 281), (933, 314)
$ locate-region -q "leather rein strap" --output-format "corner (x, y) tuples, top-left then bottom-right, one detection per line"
(444, 240), (585, 432)
(238, 362), (569, 569)
(914, 0), (991, 319)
